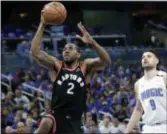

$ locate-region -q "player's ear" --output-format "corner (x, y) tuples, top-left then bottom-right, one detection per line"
(156, 57), (159, 64)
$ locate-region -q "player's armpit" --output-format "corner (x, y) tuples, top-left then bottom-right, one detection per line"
(31, 50), (60, 70)
(84, 57), (106, 72)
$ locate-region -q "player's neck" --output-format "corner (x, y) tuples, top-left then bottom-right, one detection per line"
(144, 68), (157, 80)
(64, 60), (79, 69)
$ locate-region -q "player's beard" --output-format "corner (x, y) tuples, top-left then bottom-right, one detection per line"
(143, 66), (154, 71)
(64, 59), (77, 66)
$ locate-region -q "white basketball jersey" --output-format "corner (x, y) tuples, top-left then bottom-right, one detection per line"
(138, 70), (167, 125)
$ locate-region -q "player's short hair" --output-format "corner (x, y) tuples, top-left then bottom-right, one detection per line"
(74, 44), (80, 53)
(64, 43), (80, 53)
(145, 49), (159, 59)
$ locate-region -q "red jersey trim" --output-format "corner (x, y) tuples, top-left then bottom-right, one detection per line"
(63, 62), (79, 71)
(79, 63), (87, 77)
(53, 61), (63, 81)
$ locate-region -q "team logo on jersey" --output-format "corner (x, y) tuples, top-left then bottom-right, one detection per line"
(57, 74), (84, 87)
(141, 88), (163, 101)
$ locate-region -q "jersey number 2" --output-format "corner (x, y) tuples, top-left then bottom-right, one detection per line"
(67, 83), (74, 95)
(149, 99), (156, 110)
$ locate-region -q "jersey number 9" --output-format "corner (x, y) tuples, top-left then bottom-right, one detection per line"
(149, 99), (156, 110)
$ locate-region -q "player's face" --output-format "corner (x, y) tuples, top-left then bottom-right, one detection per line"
(63, 43), (80, 63)
(141, 52), (159, 69)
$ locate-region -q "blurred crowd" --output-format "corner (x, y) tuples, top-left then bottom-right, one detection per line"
(2, 57), (167, 133)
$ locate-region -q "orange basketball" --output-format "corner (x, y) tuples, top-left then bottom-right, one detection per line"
(42, 2), (67, 25)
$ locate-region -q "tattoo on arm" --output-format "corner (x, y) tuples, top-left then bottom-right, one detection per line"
(32, 50), (55, 69)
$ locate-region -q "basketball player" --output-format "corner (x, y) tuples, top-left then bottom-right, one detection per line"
(34, 102), (56, 134)
(34, 113), (56, 134)
(125, 50), (167, 133)
(30, 15), (111, 134)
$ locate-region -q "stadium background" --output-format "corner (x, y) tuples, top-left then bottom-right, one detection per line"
(1, 1), (167, 133)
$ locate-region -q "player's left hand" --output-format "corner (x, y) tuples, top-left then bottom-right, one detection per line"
(76, 22), (94, 45)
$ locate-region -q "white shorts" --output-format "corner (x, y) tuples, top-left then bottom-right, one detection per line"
(142, 124), (167, 133)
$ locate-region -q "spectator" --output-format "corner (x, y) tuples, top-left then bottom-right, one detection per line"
(84, 120), (100, 134)
(16, 40), (32, 67)
(11, 68), (25, 92)
(14, 89), (30, 109)
(33, 98), (44, 113)
(1, 92), (5, 101)
(144, 33), (165, 48)
(110, 116), (122, 133)
(99, 114), (112, 133)
(2, 107), (11, 129)
(23, 74), (34, 85)
(5, 126), (17, 134)
(83, 113), (93, 133)
(45, 84), (53, 100)
(31, 108), (39, 121)
(17, 121), (25, 134)
(12, 114), (22, 129)
(96, 94), (107, 111)
(23, 117), (37, 133)
(86, 112), (93, 121)
(3, 91), (15, 107)
(35, 74), (42, 88)
(115, 104), (128, 122)
(38, 67), (49, 81)
(27, 66), (37, 81)
(117, 85), (128, 100)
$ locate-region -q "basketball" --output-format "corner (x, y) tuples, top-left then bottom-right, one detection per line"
(42, 2), (67, 25)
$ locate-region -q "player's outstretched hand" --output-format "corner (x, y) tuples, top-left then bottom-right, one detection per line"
(76, 22), (94, 45)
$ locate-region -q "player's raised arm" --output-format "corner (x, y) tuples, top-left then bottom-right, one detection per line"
(124, 81), (143, 133)
(76, 22), (111, 72)
(30, 13), (60, 70)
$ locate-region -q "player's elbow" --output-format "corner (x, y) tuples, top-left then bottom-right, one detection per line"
(135, 105), (143, 113)
(30, 49), (36, 58)
(30, 47), (39, 57)
(103, 58), (111, 66)
(30, 50), (39, 60)
(106, 58), (111, 66)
